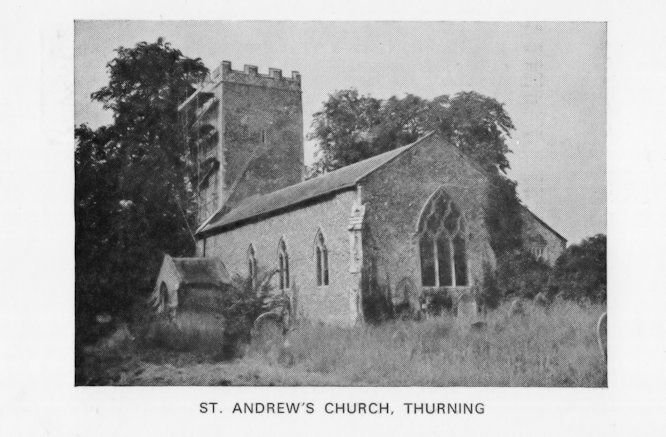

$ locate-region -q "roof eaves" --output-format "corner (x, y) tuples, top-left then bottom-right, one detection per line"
(354, 131), (437, 184)
(523, 206), (567, 243)
(198, 183), (358, 237)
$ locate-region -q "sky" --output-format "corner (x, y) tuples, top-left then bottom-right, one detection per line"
(74, 21), (606, 244)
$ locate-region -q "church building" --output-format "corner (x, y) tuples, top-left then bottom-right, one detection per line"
(171, 61), (566, 326)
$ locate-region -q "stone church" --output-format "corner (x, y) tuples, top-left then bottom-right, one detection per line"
(167, 61), (566, 326)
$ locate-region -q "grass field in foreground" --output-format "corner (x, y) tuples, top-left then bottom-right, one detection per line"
(78, 300), (607, 387)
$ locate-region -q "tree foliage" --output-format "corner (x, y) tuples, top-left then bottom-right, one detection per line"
(75, 38), (207, 339)
(495, 250), (553, 300)
(553, 234), (607, 303)
(309, 89), (522, 254)
(308, 89), (514, 176)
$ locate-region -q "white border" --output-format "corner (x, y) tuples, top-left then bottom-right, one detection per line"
(2, 0), (665, 435)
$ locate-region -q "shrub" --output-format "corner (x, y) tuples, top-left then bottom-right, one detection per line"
(553, 234), (606, 303)
(496, 249), (552, 299)
(218, 273), (270, 358)
(478, 263), (502, 310)
(362, 279), (393, 324)
(144, 311), (226, 355)
(424, 291), (453, 316)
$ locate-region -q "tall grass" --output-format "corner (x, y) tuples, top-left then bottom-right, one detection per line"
(105, 299), (606, 386)
(284, 300), (606, 386)
(142, 311), (227, 355)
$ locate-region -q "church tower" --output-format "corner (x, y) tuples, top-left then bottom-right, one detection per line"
(179, 61), (304, 225)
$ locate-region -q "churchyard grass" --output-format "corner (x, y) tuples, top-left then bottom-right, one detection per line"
(77, 299), (606, 386)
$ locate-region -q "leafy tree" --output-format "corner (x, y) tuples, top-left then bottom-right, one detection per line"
(553, 234), (607, 303)
(75, 38), (207, 340)
(309, 90), (514, 176)
(309, 89), (523, 255)
(495, 250), (552, 300)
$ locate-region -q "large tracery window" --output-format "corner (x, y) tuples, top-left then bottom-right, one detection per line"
(315, 230), (329, 286)
(278, 238), (290, 290)
(418, 189), (468, 287)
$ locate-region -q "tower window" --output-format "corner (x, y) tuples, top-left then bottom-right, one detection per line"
(278, 238), (290, 290)
(247, 244), (258, 289)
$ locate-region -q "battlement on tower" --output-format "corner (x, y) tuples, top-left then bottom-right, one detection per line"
(209, 60), (301, 92)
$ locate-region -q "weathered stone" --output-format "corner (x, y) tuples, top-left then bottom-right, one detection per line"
(509, 298), (526, 317)
(391, 329), (410, 344)
(457, 294), (478, 321)
(597, 312), (607, 360)
(470, 321), (487, 331)
(252, 312), (285, 354)
(534, 292), (550, 307)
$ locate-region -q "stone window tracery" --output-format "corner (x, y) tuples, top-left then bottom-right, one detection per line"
(418, 189), (469, 287)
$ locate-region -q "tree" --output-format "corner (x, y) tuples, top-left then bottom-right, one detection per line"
(553, 234), (607, 303)
(309, 89), (523, 255)
(309, 90), (514, 176)
(75, 38), (207, 339)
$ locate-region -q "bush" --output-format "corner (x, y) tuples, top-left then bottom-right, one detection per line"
(424, 292), (453, 316)
(479, 263), (502, 310)
(553, 234), (606, 303)
(496, 250), (552, 299)
(362, 278), (393, 324)
(144, 311), (226, 355)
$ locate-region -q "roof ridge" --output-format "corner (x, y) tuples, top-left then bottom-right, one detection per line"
(197, 133), (436, 235)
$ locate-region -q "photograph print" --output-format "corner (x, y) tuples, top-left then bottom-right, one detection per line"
(74, 21), (607, 386)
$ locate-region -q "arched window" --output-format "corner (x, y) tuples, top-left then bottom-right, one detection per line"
(315, 230), (329, 286)
(418, 189), (468, 287)
(159, 282), (168, 310)
(278, 238), (290, 290)
(247, 244), (258, 288)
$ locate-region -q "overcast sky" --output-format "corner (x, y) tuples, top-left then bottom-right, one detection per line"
(74, 21), (606, 244)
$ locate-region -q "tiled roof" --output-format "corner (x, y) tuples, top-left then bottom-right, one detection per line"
(198, 133), (436, 235)
(172, 257), (231, 286)
(521, 206), (567, 243)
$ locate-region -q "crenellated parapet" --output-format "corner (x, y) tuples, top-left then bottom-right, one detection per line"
(209, 60), (302, 91)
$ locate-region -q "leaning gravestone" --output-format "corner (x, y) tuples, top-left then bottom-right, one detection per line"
(252, 312), (285, 357)
(509, 298), (525, 317)
(534, 292), (549, 307)
(597, 312), (607, 360)
(457, 294), (477, 321)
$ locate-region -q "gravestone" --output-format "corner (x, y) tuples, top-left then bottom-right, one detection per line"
(597, 312), (607, 360)
(534, 292), (549, 307)
(252, 312), (285, 356)
(509, 298), (525, 316)
(457, 294), (477, 321)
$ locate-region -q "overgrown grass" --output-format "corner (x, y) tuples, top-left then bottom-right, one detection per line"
(285, 299), (606, 386)
(141, 311), (227, 355)
(81, 300), (606, 386)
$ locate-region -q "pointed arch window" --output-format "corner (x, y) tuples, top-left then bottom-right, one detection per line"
(278, 238), (290, 290)
(247, 244), (258, 288)
(418, 189), (468, 287)
(315, 230), (329, 286)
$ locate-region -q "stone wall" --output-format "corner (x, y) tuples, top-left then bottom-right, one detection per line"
(359, 134), (496, 308)
(200, 190), (359, 326)
(180, 61), (304, 225)
(521, 209), (567, 265)
(221, 75), (304, 209)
